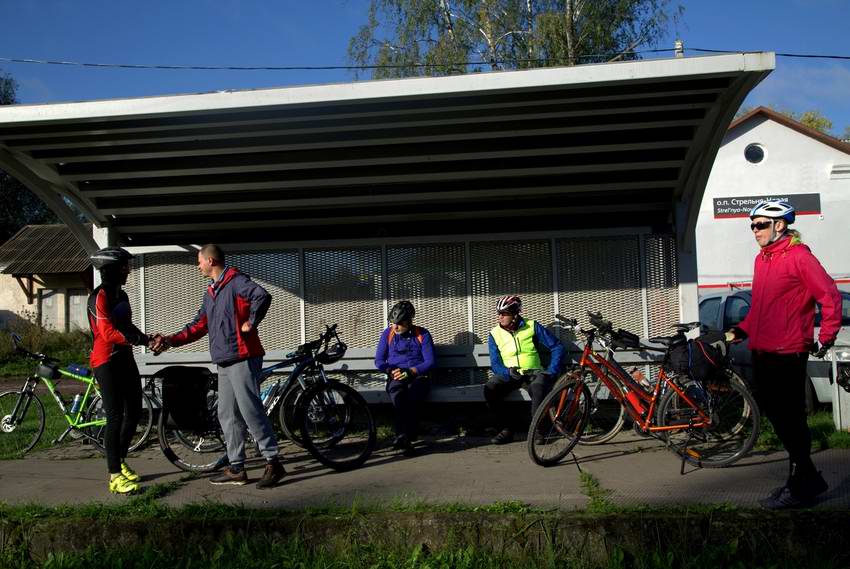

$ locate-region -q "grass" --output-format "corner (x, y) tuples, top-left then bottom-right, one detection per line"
(578, 471), (615, 513)
(0, 326), (90, 378)
(0, 393), (73, 460)
(756, 411), (850, 452)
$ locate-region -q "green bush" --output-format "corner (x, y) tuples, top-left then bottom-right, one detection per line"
(0, 313), (91, 376)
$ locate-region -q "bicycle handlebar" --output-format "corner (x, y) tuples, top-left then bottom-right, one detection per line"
(9, 333), (54, 363)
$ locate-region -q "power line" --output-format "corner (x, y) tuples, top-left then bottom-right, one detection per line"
(2, 48), (849, 72)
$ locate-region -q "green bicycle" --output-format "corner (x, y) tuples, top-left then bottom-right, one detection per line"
(0, 334), (153, 458)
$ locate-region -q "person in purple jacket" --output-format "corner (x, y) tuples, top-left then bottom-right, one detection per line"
(374, 300), (435, 455)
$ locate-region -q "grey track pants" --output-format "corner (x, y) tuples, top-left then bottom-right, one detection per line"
(217, 357), (279, 466)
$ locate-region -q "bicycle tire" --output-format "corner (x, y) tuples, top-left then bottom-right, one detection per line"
(157, 393), (226, 473)
(85, 392), (155, 452)
(655, 372), (760, 468)
(277, 382), (306, 447)
(577, 369), (626, 445)
(299, 382), (376, 472)
(0, 391), (45, 457)
(527, 378), (590, 466)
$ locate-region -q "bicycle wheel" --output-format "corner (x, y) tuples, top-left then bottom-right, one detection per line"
(158, 394), (226, 473)
(577, 369), (625, 445)
(299, 382), (376, 472)
(85, 392), (155, 452)
(655, 372), (760, 468)
(278, 382), (306, 447)
(0, 391), (45, 457)
(527, 378), (590, 466)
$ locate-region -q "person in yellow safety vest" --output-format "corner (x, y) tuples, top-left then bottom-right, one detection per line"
(485, 295), (566, 445)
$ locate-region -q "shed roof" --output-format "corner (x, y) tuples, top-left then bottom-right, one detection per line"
(729, 106), (850, 155)
(0, 53), (774, 251)
(0, 224), (91, 274)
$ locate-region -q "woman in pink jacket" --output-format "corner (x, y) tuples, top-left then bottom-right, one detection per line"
(729, 199), (841, 510)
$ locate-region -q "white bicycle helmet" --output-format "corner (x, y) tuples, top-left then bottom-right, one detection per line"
(749, 199), (796, 224)
(496, 295), (522, 315)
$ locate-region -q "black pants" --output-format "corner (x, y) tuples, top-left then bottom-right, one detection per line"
(751, 351), (813, 470)
(386, 375), (430, 439)
(484, 371), (553, 431)
(94, 352), (142, 474)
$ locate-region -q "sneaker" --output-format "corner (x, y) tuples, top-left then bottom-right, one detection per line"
(759, 486), (814, 510)
(256, 459), (286, 489)
(491, 429), (513, 445)
(108, 473), (139, 495)
(210, 466), (248, 486)
(120, 461), (140, 483)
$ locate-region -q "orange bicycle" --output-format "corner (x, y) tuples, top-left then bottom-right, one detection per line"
(527, 312), (759, 468)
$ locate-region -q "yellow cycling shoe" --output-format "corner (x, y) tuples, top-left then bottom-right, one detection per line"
(109, 473), (139, 495)
(120, 461), (140, 482)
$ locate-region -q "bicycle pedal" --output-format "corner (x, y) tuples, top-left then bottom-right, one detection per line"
(685, 448), (701, 459)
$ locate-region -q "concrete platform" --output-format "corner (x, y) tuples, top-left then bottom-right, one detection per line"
(1, 431), (848, 510)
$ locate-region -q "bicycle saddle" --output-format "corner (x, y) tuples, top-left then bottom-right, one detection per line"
(647, 335), (687, 347)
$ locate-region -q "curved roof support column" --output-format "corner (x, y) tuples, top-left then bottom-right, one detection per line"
(0, 147), (99, 254)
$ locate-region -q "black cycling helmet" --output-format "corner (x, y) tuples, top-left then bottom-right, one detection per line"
(90, 246), (133, 270)
(389, 300), (415, 324)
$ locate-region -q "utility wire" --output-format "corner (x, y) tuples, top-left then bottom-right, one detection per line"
(2, 48), (849, 72)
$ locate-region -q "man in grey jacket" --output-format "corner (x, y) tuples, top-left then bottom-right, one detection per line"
(156, 244), (284, 489)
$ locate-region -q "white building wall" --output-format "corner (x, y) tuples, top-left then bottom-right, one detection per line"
(697, 116), (850, 290)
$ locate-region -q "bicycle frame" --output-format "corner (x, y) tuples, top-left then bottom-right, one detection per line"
(576, 331), (711, 433)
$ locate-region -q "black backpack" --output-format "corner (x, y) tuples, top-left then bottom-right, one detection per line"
(667, 331), (727, 383)
(158, 366), (215, 433)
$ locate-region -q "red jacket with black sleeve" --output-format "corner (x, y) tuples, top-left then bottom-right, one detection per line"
(738, 235), (842, 354)
(87, 284), (149, 368)
(168, 267), (271, 365)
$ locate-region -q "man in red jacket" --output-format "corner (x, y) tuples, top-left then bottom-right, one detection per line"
(728, 199), (841, 509)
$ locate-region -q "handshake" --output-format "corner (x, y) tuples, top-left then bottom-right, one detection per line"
(146, 333), (171, 356)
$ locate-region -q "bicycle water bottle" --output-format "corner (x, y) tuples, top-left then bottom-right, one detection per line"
(260, 385), (271, 402)
(69, 394), (83, 415)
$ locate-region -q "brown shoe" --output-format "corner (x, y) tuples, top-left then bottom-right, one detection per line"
(256, 459), (286, 489)
(210, 466), (248, 486)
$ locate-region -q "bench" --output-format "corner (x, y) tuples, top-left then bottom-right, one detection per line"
(135, 342), (664, 404)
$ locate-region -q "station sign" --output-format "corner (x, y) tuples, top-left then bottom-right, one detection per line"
(713, 193), (821, 219)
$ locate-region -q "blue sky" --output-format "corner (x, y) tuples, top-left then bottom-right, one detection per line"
(1, 0), (848, 136)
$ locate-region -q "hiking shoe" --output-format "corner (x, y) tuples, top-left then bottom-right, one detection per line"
(120, 461), (140, 483)
(256, 459), (286, 489)
(210, 466), (248, 486)
(108, 473), (139, 495)
(392, 434), (411, 451)
(491, 429), (513, 445)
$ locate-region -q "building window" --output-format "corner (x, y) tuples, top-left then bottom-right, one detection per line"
(744, 143), (765, 164)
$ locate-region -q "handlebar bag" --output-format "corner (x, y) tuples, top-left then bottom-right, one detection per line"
(158, 366), (215, 433)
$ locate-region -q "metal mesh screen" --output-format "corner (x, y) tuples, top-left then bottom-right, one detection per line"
(304, 248), (383, 348)
(387, 243), (468, 345)
(143, 252), (206, 353)
(556, 236), (644, 338)
(470, 240), (553, 344)
(123, 257), (143, 353)
(644, 235), (680, 337)
(230, 250), (301, 351)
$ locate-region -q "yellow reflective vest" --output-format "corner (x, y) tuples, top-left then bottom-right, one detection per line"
(490, 319), (543, 372)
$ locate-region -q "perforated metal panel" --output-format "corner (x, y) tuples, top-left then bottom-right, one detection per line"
(644, 235), (680, 337)
(304, 248), (383, 348)
(469, 240), (553, 344)
(230, 250), (300, 351)
(556, 236), (644, 337)
(143, 252), (206, 353)
(387, 244), (468, 345)
(124, 257), (143, 353)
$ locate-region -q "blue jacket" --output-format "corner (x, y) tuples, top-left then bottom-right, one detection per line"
(488, 318), (565, 380)
(374, 325), (436, 376)
(169, 267), (271, 365)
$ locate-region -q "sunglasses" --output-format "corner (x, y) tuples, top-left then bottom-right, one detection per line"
(750, 220), (774, 231)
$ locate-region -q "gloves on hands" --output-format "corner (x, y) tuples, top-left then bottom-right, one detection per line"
(508, 367), (524, 381)
(811, 340), (834, 359)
